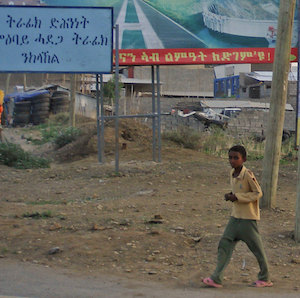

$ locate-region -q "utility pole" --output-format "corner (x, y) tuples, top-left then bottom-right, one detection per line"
(69, 73), (76, 127)
(295, 0), (300, 243)
(23, 73), (27, 91)
(5, 73), (11, 95)
(261, 0), (296, 208)
(296, 148), (300, 242)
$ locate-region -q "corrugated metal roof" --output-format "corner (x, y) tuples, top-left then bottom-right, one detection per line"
(161, 91), (214, 97)
(88, 75), (158, 91)
(102, 74), (156, 85)
(246, 71), (298, 82)
(200, 100), (294, 111)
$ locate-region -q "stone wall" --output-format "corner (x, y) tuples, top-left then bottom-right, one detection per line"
(226, 81), (297, 137)
(119, 96), (201, 115)
(160, 114), (205, 133)
(134, 65), (214, 96)
(121, 94), (296, 138)
(226, 109), (295, 138)
(147, 108), (296, 139)
(288, 81), (297, 110)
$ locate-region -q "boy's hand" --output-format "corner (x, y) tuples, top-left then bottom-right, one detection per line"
(224, 192), (232, 201)
(224, 193), (237, 202)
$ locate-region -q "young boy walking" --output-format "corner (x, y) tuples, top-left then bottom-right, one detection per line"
(203, 145), (273, 288)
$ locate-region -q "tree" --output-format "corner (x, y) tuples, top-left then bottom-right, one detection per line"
(102, 75), (123, 106)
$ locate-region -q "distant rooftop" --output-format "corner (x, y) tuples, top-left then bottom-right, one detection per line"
(200, 99), (294, 111)
(246, 71), (298, 82)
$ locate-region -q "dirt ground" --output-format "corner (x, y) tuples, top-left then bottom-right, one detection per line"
(0, 120), (300, 294)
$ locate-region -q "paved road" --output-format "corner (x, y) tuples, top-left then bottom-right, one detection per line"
(136, 0), (205, 49)
(114, 0), (205, 49)
(1, 259), (299, 298)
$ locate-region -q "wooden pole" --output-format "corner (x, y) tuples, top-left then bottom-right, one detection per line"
(5, 73), (11, 95)
(45, 73), (49, 85)
(295, 0), (300, 243)
(69, 74), (76, 127)
(62, 74), (66, 86)
(23, 73), (27, 91)
(261, 0), (296, 208)
(296, 147), (300, 242)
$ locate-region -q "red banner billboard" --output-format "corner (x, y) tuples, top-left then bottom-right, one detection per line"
(116, 47), (298, 66)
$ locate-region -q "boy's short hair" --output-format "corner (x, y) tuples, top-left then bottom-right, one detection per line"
(229, 145), (247, 159)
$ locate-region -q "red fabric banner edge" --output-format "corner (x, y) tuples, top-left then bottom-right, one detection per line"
(114, 48), (298, 66)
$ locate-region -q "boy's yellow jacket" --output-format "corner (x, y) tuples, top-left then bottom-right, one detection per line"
(230, 165), (262, 220)
(0, 90), (4, 118)
(0, 89), (4, 105)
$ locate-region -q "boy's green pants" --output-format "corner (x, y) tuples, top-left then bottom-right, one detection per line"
(211, 216), (270, 285)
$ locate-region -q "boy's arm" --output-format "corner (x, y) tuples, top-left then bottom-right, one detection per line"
(234, 170), (262, 203)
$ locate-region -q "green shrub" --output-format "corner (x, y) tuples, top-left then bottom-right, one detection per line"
(29, 114), (70, 145)
(163, 127), (200, 149)
(0, 142), (50, 169)
(199, 126), (233, 157)
(40, 125), (59, 143)
(22, 210), (52, 219)
(51, 113), (69, 125)
(53, 126), (81, 148)
(1, 247), (8, 254)
(27, 123), (61, 145)
(281, 136), (297, 162)
(163, 126), (297, 163)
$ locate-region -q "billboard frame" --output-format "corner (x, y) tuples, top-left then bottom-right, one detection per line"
(0, 5), (114, 74)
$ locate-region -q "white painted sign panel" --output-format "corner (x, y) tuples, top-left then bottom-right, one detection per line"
(0, 6), (113, 73)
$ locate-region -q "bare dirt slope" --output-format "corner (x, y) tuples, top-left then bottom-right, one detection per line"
(0, 120), (299, 295)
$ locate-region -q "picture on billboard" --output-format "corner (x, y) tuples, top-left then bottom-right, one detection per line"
(2, 1), (297, 65)
(41, 0), (298, 50)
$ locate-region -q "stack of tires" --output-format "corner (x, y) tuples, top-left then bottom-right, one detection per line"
(50, 91), (70, 114)
(13, 101), (31, 127)
(31, 93), (51, 125)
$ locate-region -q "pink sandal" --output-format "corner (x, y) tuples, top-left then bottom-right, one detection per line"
(251, 280), (273, 288)
(202, 277), (223, 288)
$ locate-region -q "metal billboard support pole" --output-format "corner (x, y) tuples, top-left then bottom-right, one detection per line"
(156, 65), (161, 162)
(96, 45), (162, 169)
(70, 73), (76, 127)
(100, 74), (105, 163)
(151, 66), (157, 162)
(115, 24), (120, 173)
(96, 74), (102, 163)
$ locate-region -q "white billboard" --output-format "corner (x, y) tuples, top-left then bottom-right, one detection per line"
(0, 6), (113, 73)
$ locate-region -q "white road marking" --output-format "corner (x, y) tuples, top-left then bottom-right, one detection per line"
(133, 0), (163, 48)
(115, 0), (163, 48)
